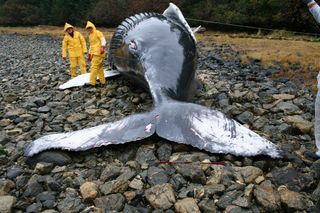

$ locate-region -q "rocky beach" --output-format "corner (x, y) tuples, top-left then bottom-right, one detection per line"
(0, 34), (319, 213)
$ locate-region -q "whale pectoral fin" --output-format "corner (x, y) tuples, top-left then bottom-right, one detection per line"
(163, 3), (196, 43)
(24, 112), (156, 157)
(59, 69), (121, 90)
(156, 102), (282, 158)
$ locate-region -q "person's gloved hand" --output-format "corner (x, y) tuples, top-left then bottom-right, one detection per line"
(86, 54), (92, 62)
(62, 57), (66, 60)
(302, 0), (313, 4)
(100, 46), (106, 55)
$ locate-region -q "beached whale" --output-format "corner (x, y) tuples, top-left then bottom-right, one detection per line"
(24, 3), (282, 158)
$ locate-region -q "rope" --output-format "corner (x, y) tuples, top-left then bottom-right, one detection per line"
(186, 17), (320, 37)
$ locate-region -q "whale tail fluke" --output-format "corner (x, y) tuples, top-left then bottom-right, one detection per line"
(155, 101), (282, 158)
(24, 111), (157, 157)
(25, 100), (282, 158)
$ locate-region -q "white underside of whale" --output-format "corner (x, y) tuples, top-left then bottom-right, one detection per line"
(59, 69), (120, 90)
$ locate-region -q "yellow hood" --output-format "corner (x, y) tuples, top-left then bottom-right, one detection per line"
(85, 21), (96, 31)
(64, 23), (74, 32)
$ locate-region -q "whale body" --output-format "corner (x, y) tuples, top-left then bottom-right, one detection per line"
(24, 3), (282, 158)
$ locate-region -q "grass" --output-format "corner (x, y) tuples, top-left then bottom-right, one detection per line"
(196, 31), (320, 91)
(0, 25), (115, 39)
(1, 26), (320, 90)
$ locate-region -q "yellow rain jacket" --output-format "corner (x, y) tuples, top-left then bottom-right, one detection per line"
(62, 23), (87, 58)
(85, 21), (106, 56)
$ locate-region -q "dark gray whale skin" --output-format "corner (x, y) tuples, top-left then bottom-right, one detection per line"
(109, 13), (197, 104)
(24, 4), (282, 158)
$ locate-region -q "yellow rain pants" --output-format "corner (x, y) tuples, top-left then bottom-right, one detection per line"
(69, 56), (86, 78)
(89, 55), (106, 86)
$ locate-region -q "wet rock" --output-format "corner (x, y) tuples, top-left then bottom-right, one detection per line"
(37, 106), (50, 113)
(174, 198), (200, 213)
(100, 163), (122, 182)
(34, 98), (46, 107)
(144, 183), (176, 210)
(175, 163), (206, 184)
(311, 159), (320, 179)
(85, 108), (100, 115)
(80, 181), (98, 200)
(45, 176), (61, 191)
(100, 179), (128, 195)
(12, 116), (25, 124)
(255, 176), (265, 184)
(6, 165), (24, 179)
(26, 151), (72, 167)
(0, 180), (15, 195)
(34, 162), (54, 174)
(129, 175), (144, 190)
(252, 117), (269, 130)
(0, 195), (16, 213)
(238, 166), (263, 184)
(132, 97), (141, 104)
(284, 115), (313, 133)
(117, 167), (137, 181)
(232, 195), (251, 208)
(236, 111), (254, 125)
(4, 108), (25, 119)
(253, 180), (281, 211)
(41, 210), (59, 213)
(15, 175), (29, 190)
(198, 199), (216, 213)
(169, 174), (187, 190)
(0, 119), (11, 127)
(26, 202), (42, 213)
(312, 182), (320, 201)
(81, 206), (104, 213)
(123, 204), (151, 213)
(116, 146), (138, 163)
(207, 165), (234, 185)
(57, 188), (84, 212)
(274, 101), (301, 115)
(203, 184), (225, 197)
(23, 175), (44, 197)
(6, 128), (23, 136)
(66, 113), (87, 123)
(177, 184), (204, 199)
(136, 145), (157, 165)
(157, 143), (172, 161)
(278, 186), (311, 211)
(36, 191), (55, 209)
(94, 193), (125, 211)
(147, 166), (168, 186)
(224, 205), (252, 213)
(217, 93), (230, 108)
(272, 167), (314, 192)
(272, 94), (295, 100)
(216, 190), (243, 209)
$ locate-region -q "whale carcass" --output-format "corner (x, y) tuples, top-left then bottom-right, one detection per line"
(24, 3), (282, 158)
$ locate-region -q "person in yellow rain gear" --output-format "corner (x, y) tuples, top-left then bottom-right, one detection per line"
(85, 21), (106, 86)
(62, 23), (87, 78)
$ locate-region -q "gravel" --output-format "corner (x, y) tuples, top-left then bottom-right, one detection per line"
(0, 34), (319, 212)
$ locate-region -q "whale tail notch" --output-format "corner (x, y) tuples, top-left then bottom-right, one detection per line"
(25, 100), (282, 158)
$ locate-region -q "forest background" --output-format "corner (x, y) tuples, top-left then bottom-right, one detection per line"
(1, 0), (320, 33)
